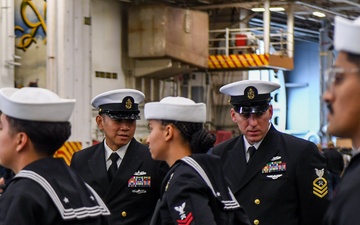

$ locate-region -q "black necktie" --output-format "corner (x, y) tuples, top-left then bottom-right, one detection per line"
(108, 153), (119, 182)
(248, 146), (256, 162)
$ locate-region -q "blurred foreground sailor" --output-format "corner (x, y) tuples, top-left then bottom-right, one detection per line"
(322, 16), (360, 225)
(71, 89), (167, 225)
(145, 96), (250, 225)
(211, 80), (329, 225)
(0, 87), (110, 225)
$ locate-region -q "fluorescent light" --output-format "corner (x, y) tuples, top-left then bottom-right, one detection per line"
(251, 7), (285, 12)
(312, 11), (326, 17)
(251, 8), (265, 12)
(269, 7), (285, 12)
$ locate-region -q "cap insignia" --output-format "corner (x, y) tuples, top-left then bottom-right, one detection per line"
(247, 87), (255, 100)
(125, 98), (133, 109)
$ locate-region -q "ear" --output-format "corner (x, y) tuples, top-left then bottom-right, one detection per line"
(268, 104), (274, 119)
(164, 124), (174, 142)
(15, 132), (28, 152)
(230, 108), (237, 122)
(96, 115), (104, 130)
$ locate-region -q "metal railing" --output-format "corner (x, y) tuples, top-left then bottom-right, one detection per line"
(209, 27), (292, 57)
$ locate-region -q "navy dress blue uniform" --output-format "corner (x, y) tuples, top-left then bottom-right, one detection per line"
(0, 158), (110, 225)
(212, 125), (329, 225)
(151, 154), (250, 225)
(0, 87), (110, 225)
(211, 80), (329, 225)
(71, 89), (167, 225)
(71, 139), (165, 225)
(144, 96), (251, 225)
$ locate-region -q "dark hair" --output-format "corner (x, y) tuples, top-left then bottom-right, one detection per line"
(161, 120), (216, 154)
(346, 52), (360, 68)
(6, 115), (71, 156)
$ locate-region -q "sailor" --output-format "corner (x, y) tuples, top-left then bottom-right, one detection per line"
(0, 87), (110, 224)
(211, 80), (329, 225)
(71, 89), (167, 225)
(322, 16), (360, 225)
(145, 96), (250, 225)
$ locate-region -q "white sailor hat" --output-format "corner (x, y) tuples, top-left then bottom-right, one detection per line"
(91, 89), (145, 120)
(144, 96), (206, 123)
(220, 80), (280, 114)
(334, 16), (360, 55)
(0, 87), (76, 122)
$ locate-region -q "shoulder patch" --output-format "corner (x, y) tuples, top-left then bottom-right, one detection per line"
(173, 201), (194, 225)
(313, 168), (328, 198)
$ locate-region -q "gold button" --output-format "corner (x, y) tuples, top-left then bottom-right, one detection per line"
(254, 199), (260, 204)
(254, 219), (260, 225)
(121, 211), (127, 217)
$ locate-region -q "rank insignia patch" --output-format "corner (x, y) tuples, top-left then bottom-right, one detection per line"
(177, 212), (193, 225)
(313, 168), (328, 198)
(174, 202), (193, 225)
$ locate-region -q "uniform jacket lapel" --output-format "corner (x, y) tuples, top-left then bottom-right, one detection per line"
(234, 126), (281, 192)
(104, 139), (143, 202)
(88, 143), (111, 194)
(224, 137), (247, 191)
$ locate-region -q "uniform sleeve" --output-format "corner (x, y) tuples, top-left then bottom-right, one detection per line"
(69, 151), (79, 169)
(296, 142), (330, 225)
(0, 190), (44, 224)
(164, 169), (218, 225)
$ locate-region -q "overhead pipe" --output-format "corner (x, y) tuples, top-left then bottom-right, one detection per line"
(294, 1), (356, 19)
(263, 0), (270, 54)
(319, 21), (334, 144)
(192, 1), (356, 19)
(330, 0), (360, 8)
(287, 3), (294, 58)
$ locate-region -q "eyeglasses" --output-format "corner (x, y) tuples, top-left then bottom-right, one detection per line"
(325, 67), (359, 91)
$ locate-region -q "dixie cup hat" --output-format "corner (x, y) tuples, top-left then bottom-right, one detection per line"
(334, 16), (360, 55)
(0, 87), (76, 122)
(144, 96), (206, 123)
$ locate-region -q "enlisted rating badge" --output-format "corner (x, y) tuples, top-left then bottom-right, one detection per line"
(313, 168), (328, 198)
(174, 202), (193, 225)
